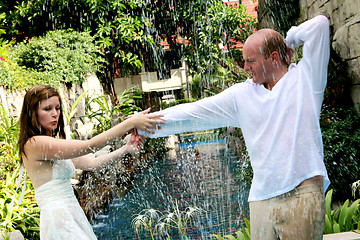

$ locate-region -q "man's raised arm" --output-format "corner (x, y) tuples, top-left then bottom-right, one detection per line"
(286, 15), (330, 93)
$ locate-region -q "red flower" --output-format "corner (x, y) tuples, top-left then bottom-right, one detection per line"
(0, 57), (5, 61)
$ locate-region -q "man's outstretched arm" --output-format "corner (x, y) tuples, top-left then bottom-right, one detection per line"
(142, 87), (239, 138)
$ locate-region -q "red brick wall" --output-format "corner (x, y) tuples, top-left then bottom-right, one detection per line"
(224, 0), (258, 19)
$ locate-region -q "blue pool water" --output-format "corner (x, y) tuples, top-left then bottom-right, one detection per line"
(91, 141), (250, 239)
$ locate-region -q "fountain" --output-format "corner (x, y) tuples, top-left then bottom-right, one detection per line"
(1, 1), (258, 239)
(91, 135), (250, 239)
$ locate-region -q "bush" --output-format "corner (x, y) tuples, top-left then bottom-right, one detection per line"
(0, 36), (31, 90)
(0, 56), (32, 90)
(8, 29), (104, 88)
(321, 106), (360, 201)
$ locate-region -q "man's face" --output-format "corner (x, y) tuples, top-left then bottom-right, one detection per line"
(243, 38), (274, 86)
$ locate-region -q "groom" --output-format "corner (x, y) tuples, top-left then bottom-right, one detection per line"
(142, 15), (330, 239)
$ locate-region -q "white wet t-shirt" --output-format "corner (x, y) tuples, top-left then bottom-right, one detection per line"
(143, 15), (330, 202)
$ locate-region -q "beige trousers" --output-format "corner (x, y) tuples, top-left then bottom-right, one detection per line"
(249, 183), (325, 240)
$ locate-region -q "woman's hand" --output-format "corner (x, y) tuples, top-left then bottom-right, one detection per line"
(123, 130), (143, 153)
(128, 108), (165, 134)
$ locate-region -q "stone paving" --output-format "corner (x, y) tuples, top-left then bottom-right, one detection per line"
(324, 232), (360, 240)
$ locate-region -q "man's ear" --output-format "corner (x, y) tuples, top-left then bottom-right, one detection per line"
(271, 51), (281, 64)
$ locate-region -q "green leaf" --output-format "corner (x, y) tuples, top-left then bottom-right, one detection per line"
(345, 199), (360, 231)
(325, 190), (333, 222)
(338, 200), (349, 231)
(224, 235), (237, 240)
(324, 214), (333, 234)
(210, 233), (223, 240)
(333, 223), (341, 233)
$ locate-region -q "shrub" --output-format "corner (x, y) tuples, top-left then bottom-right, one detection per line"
(0, 34), (30, 90)
(9, 29), (104, 87)
(0, 55), (33, 90)
(321, 106), (360, 201)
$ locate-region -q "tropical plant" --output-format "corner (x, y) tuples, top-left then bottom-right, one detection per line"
(0, 104), (19, 180)
(132, 200), (204, 240)
(0, 166), (40, 239)
(62, 90), (89, 125)
(324, 189), (360, 234)
(1, 0), (256, 104)
(132, 208), (162, 240)
(115, 87), (143, 118)
(180, 0), (256, 81)
(353, 181), (360, 199)
(189, 64), (249, 100)
(86, 94), (115, 135)
(86, 87), (142, 136)
(211, 218), (251, 240)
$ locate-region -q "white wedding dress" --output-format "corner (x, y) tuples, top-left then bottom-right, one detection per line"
(35, 160), (97, 240)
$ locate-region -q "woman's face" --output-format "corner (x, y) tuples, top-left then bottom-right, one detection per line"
(36, 96), (61, 136)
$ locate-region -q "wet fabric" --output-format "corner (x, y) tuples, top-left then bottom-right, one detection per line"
(35, 160), (97, 240)
(249, 183), (325, 240)
(141, 15), (330, 202)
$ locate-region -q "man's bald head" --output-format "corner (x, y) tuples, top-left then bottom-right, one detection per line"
(245, 29), (289, 65)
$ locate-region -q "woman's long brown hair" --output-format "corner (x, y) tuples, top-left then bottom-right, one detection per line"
(18, 85), (66, 162)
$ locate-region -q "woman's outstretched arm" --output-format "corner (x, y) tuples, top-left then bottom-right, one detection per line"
(24, 109), (164, 162)
(72, 131), (143, 170)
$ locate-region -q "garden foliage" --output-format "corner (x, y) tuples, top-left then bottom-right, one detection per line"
(324, 189), (360, 234)
(211, 218), (251, 240)
(86, 87), (143, 136)
(321, 106), (360, 201)
(0, 167), (40, 239)
(1, 29), (103, 90)
(9, 29), (103, 87)
(0, 104), (19, 180)
(0, 0), (257, 104)
(132, 200), (204, 240)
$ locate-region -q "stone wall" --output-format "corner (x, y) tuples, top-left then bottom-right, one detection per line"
(299, 0), (360, 108)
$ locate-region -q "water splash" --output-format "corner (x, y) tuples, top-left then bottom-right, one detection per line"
(91, 136), (250, 239)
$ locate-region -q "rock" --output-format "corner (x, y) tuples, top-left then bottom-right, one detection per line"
(0, 230), (24, 240)
(332, 14), (360, 61)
